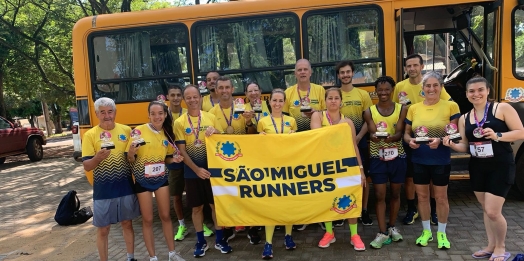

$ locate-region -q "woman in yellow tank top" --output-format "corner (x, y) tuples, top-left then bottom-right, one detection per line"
(310, 88), (367, 251)
(363, 76), (408, 249)
(257, 89), (297, 259)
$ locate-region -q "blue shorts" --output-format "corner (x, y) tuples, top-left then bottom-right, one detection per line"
(93, 194), (140, 227)
(369, 157), (407, 184)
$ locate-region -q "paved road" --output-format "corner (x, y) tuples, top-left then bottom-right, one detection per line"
(1, 143), (524, 260)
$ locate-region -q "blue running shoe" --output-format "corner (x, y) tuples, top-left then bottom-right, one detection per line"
(403, 209), (419, 225)
(431, 212), (438, 225)
(193, 241), (208, 257)
(262, 242), (273, 259)
(284, 234), (296, 250)
(215, 240), (233, 254)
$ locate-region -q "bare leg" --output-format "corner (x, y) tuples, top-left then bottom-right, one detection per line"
(473, 192), (495, 255)
(192, 205), (204, 232)
(415, 185), (430, 221)
(96, 226), (110, 261)
(373, 183), (387, 232)
(155, 187), (175, 251)
(209, 203), (221, 232)
(173, 195), (184, 221)
(389, 183), (402, 227)
(405, 177), (416, 202)
(137, 192), (156, 257)
(483, 193), (507, 259)
(433, 185), (449, 223)
(363, 181), (370, 211)
(121, 220), (135, 256)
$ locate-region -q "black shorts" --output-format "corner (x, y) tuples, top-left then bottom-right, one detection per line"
(185, 178), (214, 208)
(134, 180), (169, 194)
(412, 163), (451, 186)
(403, 144), (414, 178)
(168, 168), (185, 196)
(469, 155), (515, 198)
(358, 144), (370, 177)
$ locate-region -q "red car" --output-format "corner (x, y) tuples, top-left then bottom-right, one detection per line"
(0, 116), (46, 164)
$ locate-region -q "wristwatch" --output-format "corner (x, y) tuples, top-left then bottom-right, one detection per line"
(495, 132), (502, 142)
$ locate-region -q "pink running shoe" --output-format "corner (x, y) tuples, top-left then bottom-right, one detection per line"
(318, 232), (336, 248)
(351, 234), (366, 251)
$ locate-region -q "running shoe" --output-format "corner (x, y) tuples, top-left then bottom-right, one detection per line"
(149, 257), (158, 261)
(235, 226), (246, 233)
(333, 219), (345, 227)
(318, 222), (326, 230)
(169, 251), (186, 261)
(247, 228), (261, 245)
(359, 210), (373, 226)
(416, 230), (433, 247)
(293, 224), (308, 231)
(403, 209), (419, 225)
(275, 226), (281, 230)
(193, 242), (209, 257)
(128, 259), (138, 261)
(215, 240), (233, 254)
(318, 232), (336, 248)
(284, 234), (296, 250)
(437, 232), (450, 249)
(223, 228), (235, 242)
(203, 224), (214, 237)
(351, 234), (366, 251)
(369, 233), (392, 249)
(388, 226), (403, 242)
(262, 243), (273, 259)
(174, 225), (188, 241)
(431, 212), (438, 225)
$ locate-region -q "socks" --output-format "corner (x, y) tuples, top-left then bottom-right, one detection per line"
(325, 222), (333, 234)
(284, 225), (292, 236)
(407, 199), (417, 211)
(422, 220), (431, 231)
(438, 222), (447, 233)
(265, 225), (275, 244)
(127, 253), (134, 261)
(178, 219), (185, 227)
(349, 223), (358, 236)
(215, 229), (224, 243)
(196, 231), (205, 243)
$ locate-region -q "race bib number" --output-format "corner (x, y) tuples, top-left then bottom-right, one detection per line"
(145, 162), (165, 178)
(469, 141), (494, 158)
(379, 147), (398, 161)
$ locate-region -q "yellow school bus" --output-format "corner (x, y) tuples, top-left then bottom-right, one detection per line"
(72, 0), (524, 197)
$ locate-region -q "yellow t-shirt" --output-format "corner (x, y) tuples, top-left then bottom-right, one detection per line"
(284, 83), (326, 132)
(170, 108), (188, 122)
(209, 104), (248, 134)
(319, 111), (346, 128)
(174, 111), (222, 178)
(201, 95), (219, 112)
(393, 78), (452, 105)
(369, 103), (406, 159)
(125, 124), (175, 190)
(257, 114), (297, 134)
(82, 124), (134, 200)
(341, 87), (373, 133)
(405, 100), (460, 165)
(245, 101), (270, 125)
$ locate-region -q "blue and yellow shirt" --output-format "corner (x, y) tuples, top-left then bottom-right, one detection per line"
(393, 78), (452, 105)
(174, 111), (223, 178)
(405, 100), (460, 165)
(369, 103), (406, 159)
(257, 114), (297, 134)
(82, 124), (134, 200)
(167, 108), (187, 170)
(209, 104), (248, 134)
(125, 124), (175, 191)
(341, 87), (372, 147)
(283, 83), (326, 132)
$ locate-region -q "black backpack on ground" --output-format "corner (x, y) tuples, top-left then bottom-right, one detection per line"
(54, 190), (93, 226)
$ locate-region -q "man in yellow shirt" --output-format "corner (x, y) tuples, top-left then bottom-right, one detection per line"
(393, 54), (451, 226)
(201, 71), (221, 112)
(284, 59), (326, 132)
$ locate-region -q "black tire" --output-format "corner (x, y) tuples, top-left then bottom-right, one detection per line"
(26, 137), (44, 162)
(0, 157), (5, 164)
(511, 154), (524, 200)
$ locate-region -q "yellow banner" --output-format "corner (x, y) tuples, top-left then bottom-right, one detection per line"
(206, 124), (363, 226)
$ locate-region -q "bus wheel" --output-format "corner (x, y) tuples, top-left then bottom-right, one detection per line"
(512, 154), (524, 200)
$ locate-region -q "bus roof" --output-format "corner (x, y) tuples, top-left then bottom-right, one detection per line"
(73, 0), (494, 33)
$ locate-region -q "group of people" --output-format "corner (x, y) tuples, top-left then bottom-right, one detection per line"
(82, 55), (524, 261)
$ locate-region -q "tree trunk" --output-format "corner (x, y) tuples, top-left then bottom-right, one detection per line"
(0, 69), (6, 118)
(29, 115), (35, 128)
(41, 101), (53, 136)
(53, 114), (63, 134)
